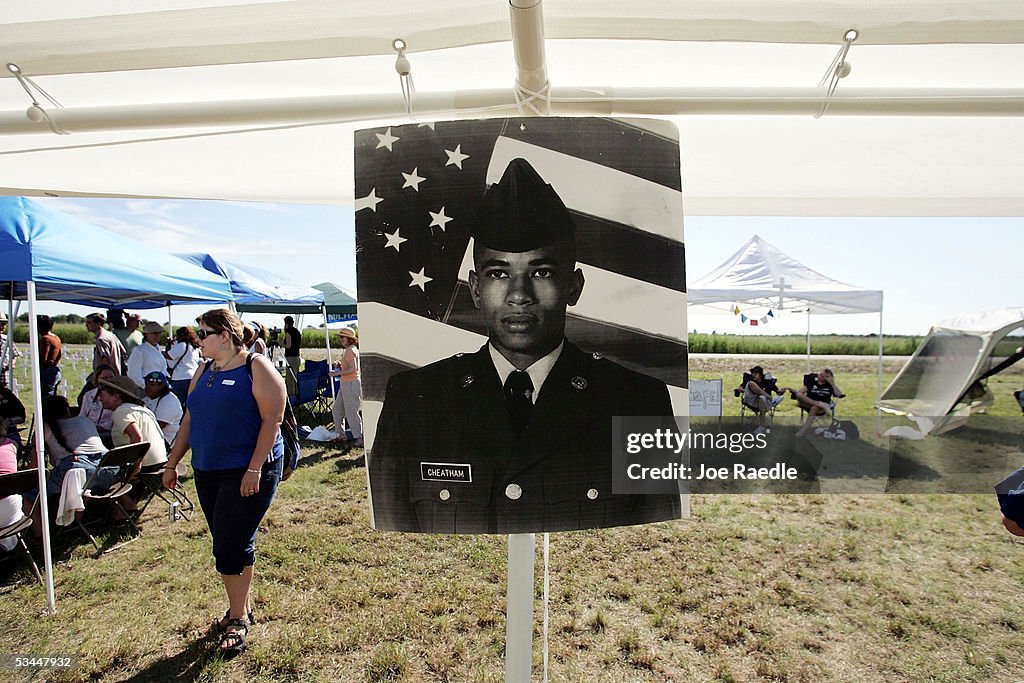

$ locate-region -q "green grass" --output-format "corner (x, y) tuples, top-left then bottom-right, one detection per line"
(1, 356), (1023, 682)
(688, 333), (921, 356)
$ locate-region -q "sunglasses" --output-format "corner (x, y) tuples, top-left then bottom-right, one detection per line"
(195, 328), (219, 340)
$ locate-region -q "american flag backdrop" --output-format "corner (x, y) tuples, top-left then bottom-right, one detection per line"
(354, 117), (688, 449)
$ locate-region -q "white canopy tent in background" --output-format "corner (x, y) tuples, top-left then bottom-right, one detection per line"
(688, 234), (884, 404)
(879, 307), (1024, 435)
(0, 2), (1021, 215)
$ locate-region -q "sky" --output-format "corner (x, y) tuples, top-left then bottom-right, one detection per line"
(18, 197), (1023, 337)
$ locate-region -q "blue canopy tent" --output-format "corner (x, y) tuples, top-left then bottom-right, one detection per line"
(0, 196), (234, 613)
(174, 252), (324, 308)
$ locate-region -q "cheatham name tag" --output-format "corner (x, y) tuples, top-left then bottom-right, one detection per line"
(420, 462), (472, 482)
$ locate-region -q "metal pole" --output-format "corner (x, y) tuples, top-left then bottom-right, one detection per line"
(322, 304), (335, 399)
(26, 282), (56, 613)
(806, 309), (811, 373)
(877, 300), (884, 435)
(506, 533), (535, 683)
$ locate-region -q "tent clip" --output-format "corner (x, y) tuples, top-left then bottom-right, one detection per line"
(815, 29), (858, 119)
(5, 63), (68, 135)
(393, 39), (415, 116)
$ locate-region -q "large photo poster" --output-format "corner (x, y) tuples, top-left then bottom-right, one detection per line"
(355, 117), (687, 534)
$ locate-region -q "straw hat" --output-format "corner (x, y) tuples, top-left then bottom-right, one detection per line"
(142, 321), (165, 335)
(97, 376), (145, 405)
(338, 327), (358, 342)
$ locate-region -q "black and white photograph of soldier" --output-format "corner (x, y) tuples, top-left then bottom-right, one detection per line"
(354, 117), (688, 534)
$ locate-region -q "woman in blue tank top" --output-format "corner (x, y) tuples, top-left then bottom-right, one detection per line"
(162, 308), (287, 656)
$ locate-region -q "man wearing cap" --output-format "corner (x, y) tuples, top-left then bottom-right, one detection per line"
(127, 321), (168, 389)
(141, 371), (183, 448)
(96, 375), (168, 472)
(86, 312), (128, 375)
(369, 158), (681, 534)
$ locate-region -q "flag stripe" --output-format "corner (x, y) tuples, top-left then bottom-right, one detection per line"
(496, 117), (681, 191)
(572, 213), (686, 292)
(488, 137), (684, 242)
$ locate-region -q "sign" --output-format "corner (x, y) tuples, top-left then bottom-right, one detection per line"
(689, 379), (722, 417)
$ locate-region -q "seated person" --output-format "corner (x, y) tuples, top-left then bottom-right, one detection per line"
(735, 365), (785, 433)
(0, 384), (26, 453)
(141, 371), (183, 448)
(78, 364), (117, 446)
(96, 376), (168, 475)
(24, 396), (122, 537)
(787, 368), (845, 437)
(0, 429), (23, 552)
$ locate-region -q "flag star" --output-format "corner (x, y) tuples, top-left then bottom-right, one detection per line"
(375, 127), (400, 151)
(401, 167), (425, 191)
(428, 207), (452, 231)
(408, 267), (433, 291)
(444, 144), (469, 169)
(355, 188), (383, 212)
(383, 229), (408, 252)
(418, 122), (436, 130)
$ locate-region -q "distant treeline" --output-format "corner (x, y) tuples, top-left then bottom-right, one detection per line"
(11, 324), (346, 349)
(12, 325), (1017, 357)
(688, 333), (921, 356)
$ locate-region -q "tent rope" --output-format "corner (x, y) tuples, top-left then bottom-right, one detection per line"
(393, 39), (415, 116)
(815, 29), (858, 119)
(5, 63), (69, 135)
(514, 80), (551, 116)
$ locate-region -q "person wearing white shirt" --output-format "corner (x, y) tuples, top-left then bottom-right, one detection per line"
(126, 321), (169, 389)
(164, 326), (202, 405)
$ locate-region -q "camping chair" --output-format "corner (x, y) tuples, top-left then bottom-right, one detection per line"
(134, 467), (195, 522)
(735, 372), (783, 430)
(76, 442), (149, 554)
(291, 363), (333, 428)
(795, 373), (843, 429)
(0, 469), (43, 584)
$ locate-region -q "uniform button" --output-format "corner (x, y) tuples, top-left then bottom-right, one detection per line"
(505, 483), (522, 500)
(438, 489), (451, 501)
(586, 488), (599, 500)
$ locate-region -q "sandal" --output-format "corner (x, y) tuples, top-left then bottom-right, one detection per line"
(219, 618), (249, 655)
(209, 608), (256, 635)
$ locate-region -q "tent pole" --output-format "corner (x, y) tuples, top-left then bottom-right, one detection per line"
(322, 304), (335, 399)
(3, 292), (12, 388)
(806, 309), (811, 373)
(26, 282), (56, 613)
(877, 300), (884, 436)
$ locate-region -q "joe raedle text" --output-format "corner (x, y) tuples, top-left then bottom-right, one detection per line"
(626, 461), (798, 482)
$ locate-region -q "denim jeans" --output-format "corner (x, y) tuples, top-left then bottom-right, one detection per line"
(193, 456), (283, 575)
(47, 454), (119, 497)
(39, 366), (62, 397)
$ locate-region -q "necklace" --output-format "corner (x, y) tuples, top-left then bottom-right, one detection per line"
(206, 349), (242, 388)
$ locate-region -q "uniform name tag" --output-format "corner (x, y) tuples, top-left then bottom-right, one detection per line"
(221, 379), (236, 385)
(421, 462), (472, 482)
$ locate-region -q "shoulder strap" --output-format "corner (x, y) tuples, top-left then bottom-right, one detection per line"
(246, 352), (254, 378)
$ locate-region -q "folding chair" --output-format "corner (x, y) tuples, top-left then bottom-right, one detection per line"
(291, 365), (333, 427)
(135, 469), (194, 522)
(0, 469), (43, 584)
(795, 373), (842, 429)
(735, 372), (783, 430)
(76, 442), (149, 554)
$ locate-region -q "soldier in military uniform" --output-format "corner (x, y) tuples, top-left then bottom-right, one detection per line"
(368, 158), (681, 534)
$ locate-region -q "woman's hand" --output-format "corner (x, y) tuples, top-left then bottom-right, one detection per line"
(240, 469), (261, 497)
(162, 467), (179, 490)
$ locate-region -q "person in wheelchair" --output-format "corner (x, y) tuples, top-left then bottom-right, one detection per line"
(788, 368), (844, 437)
(735, 365), (785, 434)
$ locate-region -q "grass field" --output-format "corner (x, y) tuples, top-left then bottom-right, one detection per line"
(1, 355), (1023, 682)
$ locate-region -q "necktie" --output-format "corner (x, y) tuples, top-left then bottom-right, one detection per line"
(504, 370), (533, 435)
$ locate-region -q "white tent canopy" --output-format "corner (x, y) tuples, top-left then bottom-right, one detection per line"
(880, 306), (1024, 433)
(688, 235), (883, 314)
(0, 2), (1022, 215)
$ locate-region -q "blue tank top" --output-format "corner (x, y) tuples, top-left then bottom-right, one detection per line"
(187, 361), (283, 471)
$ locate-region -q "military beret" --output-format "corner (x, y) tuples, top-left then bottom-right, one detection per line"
(472, 158), (575, 253)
